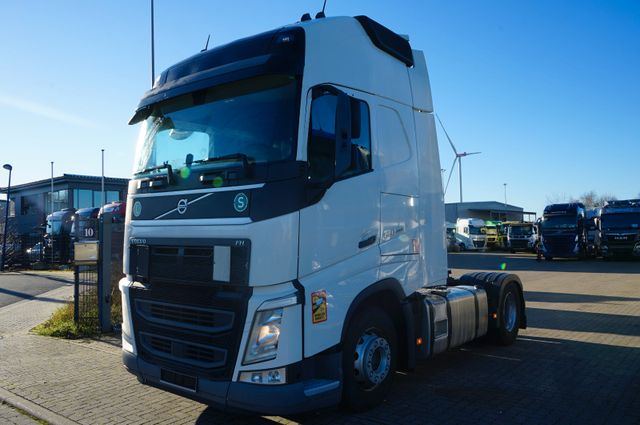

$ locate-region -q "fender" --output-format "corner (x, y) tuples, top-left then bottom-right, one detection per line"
(457, 272), (527, 329)
(339, 278), (416, 369)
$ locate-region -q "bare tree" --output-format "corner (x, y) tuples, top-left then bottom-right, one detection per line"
(578, 191), (617, 208)
(546, 192), (575, 205)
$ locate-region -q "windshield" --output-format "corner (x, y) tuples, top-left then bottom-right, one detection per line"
(47, 219), (62, 235)
(469, 226), (484, 235)
(601, 213), (640, 230)
(542, 216), (577, 230)
(511, 225), (533, 236)
(134, 75), (298, 175)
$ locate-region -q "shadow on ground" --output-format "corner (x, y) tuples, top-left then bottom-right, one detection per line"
(448, 252), (640, 274)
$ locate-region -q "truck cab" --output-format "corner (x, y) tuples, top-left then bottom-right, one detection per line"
(119, 15), (525, 414)
(600, 200), (640, 258)
(45, 207), (76, 264)
(540, 203), (586, 260)
(483, 220), (500, 249)
(502, 221), (536, 253)
(455, 218), (487, 250)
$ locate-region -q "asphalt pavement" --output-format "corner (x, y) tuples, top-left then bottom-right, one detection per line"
(0, 271), (74, 308)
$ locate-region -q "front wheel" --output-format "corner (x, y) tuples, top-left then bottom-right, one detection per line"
(341, 307), (397, 411)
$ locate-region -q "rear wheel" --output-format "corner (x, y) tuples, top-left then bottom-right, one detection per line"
(341, 307), (397, 411)
(493, 283), (521, 346)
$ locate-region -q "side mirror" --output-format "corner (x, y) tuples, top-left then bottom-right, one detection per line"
(334, 92), (352, 177)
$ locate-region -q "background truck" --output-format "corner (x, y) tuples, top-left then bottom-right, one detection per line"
(585, 208), (601, 258)
(600, 199), (640, 259)
(455, 218), (487, 250)
(501, 221), (537, 253)
(119, 14), (526, 414)
(44, 207), (76, 264)
(540, 203), (586, 260)
(483, 220), (500, 249)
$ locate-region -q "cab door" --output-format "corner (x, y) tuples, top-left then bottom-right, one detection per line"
(298, 86), (379, 279)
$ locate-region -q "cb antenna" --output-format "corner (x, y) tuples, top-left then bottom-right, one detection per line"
(201, 34), (211, 52)
(316, 0), (327, 18)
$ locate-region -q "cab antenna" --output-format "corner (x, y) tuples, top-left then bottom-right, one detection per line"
(201, 34), (211, 52)
(316, 0), (327, 18)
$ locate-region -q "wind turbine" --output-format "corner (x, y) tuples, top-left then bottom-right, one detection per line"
(436, 114), (481, 203)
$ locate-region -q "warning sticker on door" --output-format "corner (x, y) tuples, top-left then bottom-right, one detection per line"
(311, 290), (328, 324)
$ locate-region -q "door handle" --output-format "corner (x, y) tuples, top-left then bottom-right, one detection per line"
(358, 235), (376, 249)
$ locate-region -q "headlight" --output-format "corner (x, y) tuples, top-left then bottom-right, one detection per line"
(243, 308), (283, 364)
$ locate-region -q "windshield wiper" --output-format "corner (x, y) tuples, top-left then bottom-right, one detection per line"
(193, 153), (251, 165)
(134, 163), (174, 189)
(135, 162), (173, 176)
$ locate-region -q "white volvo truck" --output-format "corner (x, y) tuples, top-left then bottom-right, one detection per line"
(119, 15), (526, 414)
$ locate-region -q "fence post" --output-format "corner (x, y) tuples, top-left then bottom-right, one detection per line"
(98, 212), (112, 333)
(74, 265), (80, 323)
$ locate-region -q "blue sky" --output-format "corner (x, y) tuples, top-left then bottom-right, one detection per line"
(1, 1), (638, 215)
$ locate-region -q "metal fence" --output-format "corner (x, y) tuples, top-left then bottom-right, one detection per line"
(73, 212), (123, 333)
(74, 264), (99, 330)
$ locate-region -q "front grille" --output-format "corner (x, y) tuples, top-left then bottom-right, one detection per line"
(135, 299), (234, 333)
(130, 240), (251, 286)
(130, 281), (251, 381)
(473, 240), (485, 248)
(543, 235), (575, 254)
(140, 332), (226, 368)
(510, 240), (529, 249)
(150, 246), (214, 283)
(605, 234), (636, 246)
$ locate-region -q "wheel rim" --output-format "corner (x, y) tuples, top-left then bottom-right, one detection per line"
(503, 291), (517, 332)
(353, 330), (391, 390)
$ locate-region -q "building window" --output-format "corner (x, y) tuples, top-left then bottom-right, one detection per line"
(45, 190), (68, 213)
(21, 194), (42, 216)
(73, 189), (93, 209)
(106, 191), (120, 203)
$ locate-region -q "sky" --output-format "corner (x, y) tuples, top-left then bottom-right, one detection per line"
(1, 0), (639, 216)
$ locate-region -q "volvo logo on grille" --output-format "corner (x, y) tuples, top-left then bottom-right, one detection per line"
(177, 198), (188, 215)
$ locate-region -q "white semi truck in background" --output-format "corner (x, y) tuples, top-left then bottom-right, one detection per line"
(455, 218), (488, 250)
(119, 14), (526, 414)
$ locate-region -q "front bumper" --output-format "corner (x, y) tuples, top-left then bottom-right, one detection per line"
(123, 350), (341, 415)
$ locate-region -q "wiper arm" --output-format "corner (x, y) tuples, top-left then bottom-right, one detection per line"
(193, 153), (251, 165)
(134, 162), (173, 176)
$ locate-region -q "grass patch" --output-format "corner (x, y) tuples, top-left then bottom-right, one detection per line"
(32, 302), (98, 339)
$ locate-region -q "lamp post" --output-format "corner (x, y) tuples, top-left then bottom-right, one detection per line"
(1, 163), (13, 272)
(503, 183), (508, 221)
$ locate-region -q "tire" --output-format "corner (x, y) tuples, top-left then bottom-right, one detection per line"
(545, 256), (553, 261)
(459, 243), (466, 251)
(341, 306), (397, 411)
(493, 282), (521, 346)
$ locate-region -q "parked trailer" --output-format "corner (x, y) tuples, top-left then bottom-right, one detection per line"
(600, 199), (640, 259)
(119, 15), (526, 414)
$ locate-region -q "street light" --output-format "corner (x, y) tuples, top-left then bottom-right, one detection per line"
(1, 163), (13, 272)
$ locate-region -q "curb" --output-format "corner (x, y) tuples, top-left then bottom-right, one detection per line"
(0, 387), (79, 425)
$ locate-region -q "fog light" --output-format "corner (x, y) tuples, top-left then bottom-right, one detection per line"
(239, 367), (287, 385)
